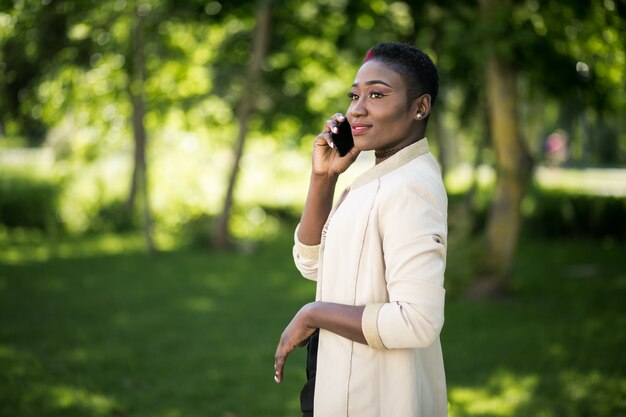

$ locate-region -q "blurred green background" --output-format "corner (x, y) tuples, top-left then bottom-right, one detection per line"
(1, 0), (625, 416)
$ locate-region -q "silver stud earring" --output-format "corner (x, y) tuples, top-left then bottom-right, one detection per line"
(416, 113), (423, 119)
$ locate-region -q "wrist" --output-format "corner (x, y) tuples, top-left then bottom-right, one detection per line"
(311, 171), (339, 184)
(309, 173), (338, 197)
(301, 301), (320, 329)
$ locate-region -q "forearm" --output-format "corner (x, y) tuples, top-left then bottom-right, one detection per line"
(297, 173), (338, 246)
(274, 300), (366, 384)
(303, 301), (367, 345)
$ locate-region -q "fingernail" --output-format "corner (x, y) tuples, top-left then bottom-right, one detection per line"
(332, 127), (338, 134)
(274, 375), (280, 383)
(330, 142), (335, 149)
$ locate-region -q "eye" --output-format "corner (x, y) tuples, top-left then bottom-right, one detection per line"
(347, 92), (359, 101)
(369, 91), (385, 99)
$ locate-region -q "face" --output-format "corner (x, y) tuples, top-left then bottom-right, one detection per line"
(346, 59), (420, 152)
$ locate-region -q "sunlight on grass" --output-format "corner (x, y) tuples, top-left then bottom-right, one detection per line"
(162, 409), (184, 417)
(66, 348), (90, 365)
(182, 296), (216, 313)
(0, 232), (146, 264)
(0, 148), (55, 174)
(446, 164), (626, 197)
(0, 246), (50, 264)
(48, 385), (117, 415)
(558, 370), (626, 412)
(0, 344), (16, 360)
(0, 344), (40, 379)
(449, 370), (538, 417)
(535, 166), (626, 196)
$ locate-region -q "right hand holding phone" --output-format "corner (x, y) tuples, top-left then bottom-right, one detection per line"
(313, 113), (360, 177)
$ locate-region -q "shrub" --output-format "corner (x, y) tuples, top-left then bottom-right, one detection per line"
(0, 170), (62, 232)
(449, 186), (626, 241)
(91, 200), (138, 233)
(523, 188), (626, 240)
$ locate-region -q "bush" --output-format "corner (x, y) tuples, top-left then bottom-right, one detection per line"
(523, 188), (626, 240)
(448, 186), (626, 241)
(90, 200), (137, 233)
(179, 213), (215, 249)
(0, 170), (62, 232)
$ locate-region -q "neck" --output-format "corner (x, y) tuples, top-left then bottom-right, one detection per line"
(374, 137), (424, 164)
(374, 145), (405, 163)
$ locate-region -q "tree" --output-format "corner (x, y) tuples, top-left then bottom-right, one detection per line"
(127, 4), (155, 254)
(461, 0), (532, 298)
(465, 0), (626, 296)
(213, 0), (272, 249)
(2, 0), (624, 256)
(0, 1), (95, 142)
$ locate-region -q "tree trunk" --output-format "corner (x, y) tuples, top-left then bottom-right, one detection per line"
(469, 0), (532, 298)
(212, 0), (272, 250)
(128, 8), (155, 255)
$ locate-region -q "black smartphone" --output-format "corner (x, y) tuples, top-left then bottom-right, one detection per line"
(331, 120), (354, 157)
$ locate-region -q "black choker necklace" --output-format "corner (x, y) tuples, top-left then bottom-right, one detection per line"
(375, 145), (406, 160)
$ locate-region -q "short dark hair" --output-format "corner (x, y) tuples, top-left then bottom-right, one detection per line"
(364, 42), (439, 107)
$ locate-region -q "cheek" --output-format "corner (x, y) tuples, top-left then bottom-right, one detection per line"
(377, 104), (409, 127)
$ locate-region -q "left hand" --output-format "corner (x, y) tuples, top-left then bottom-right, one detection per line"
(274, 303), (317, 384)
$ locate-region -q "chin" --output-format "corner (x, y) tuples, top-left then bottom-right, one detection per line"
(353, 141), (374, 152)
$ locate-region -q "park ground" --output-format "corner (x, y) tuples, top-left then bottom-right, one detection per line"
(0, 225), (624, 417)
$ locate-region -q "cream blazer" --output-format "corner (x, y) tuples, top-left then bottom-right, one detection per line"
(293, 139), (448, 417)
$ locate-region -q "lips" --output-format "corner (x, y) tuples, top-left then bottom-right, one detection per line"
(351, 122), (372, 136)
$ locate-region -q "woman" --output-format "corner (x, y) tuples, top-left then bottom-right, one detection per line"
(275, 42), (448, 417)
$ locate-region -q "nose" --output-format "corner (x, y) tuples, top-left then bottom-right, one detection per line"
(349, 97), (367, 118)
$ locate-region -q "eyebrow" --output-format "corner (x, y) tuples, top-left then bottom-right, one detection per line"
(352, 80), (393, 88)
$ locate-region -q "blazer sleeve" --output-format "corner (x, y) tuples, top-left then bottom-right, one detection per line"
(362, 172), (447, 350)
(292, 224), (320, 281)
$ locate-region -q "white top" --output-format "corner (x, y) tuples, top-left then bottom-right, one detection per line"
(293, 139), (448, 417)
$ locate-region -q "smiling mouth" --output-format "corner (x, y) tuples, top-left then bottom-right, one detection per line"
(351, 124), (371, 135)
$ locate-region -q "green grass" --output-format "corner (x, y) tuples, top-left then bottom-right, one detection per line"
(444, 238), (626, 416)
(1, 228), (625, 417)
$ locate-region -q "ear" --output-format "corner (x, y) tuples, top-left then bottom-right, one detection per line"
(413, 94), (432, 120)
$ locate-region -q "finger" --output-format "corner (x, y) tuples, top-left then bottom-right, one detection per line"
(326, 121), (340, 135)
(331, 113), (346, 133)
(325, 115), (344, 135)
(332, 112), (345, 123)
(323, 119), (334, 133)
(274, 349), (287, 384)
(316, 132), (335, 149)
(273, 362), (281, 384)
(274, 336), (291, 384)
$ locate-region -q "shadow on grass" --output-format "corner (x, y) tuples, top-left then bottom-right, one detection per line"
(1, 231), (625, 416)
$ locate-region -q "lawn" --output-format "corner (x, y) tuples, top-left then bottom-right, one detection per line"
(0, 227), (624, 417)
